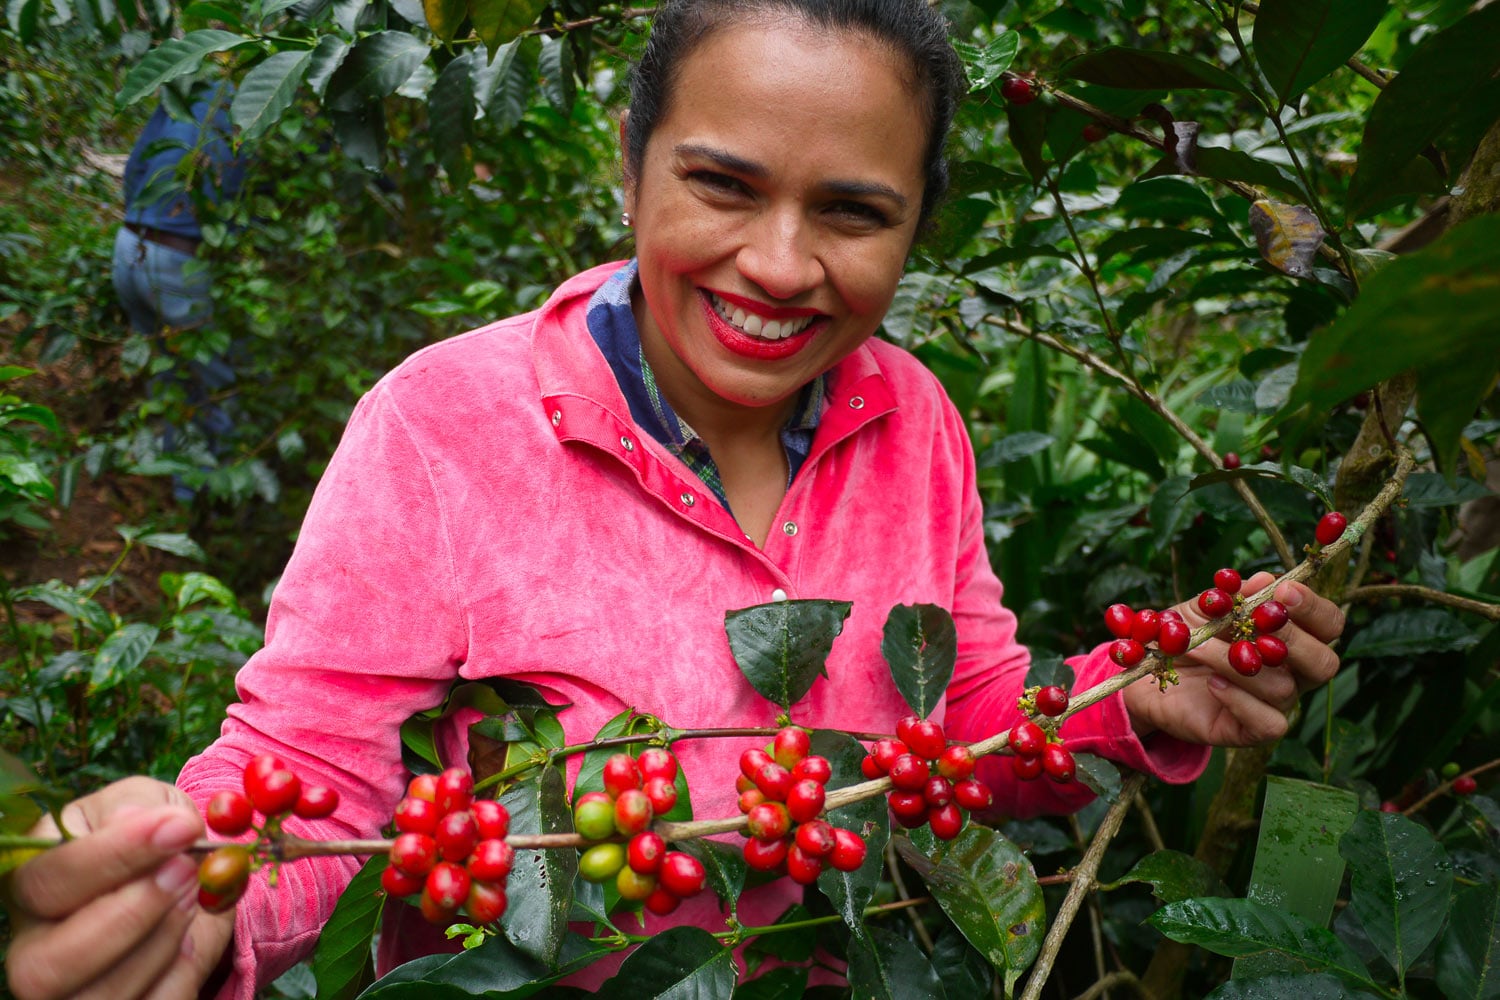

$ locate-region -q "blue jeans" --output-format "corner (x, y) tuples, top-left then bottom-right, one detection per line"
(112, 226), (236, 472)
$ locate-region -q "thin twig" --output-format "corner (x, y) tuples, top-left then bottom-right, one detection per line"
(1071, 970), (1154, 1000)
(1403, 759), (1500, 816)
(1346, 585), (1500, 621)
(981, 314), (1296, 568)
(1134, 792), (1165, 854)
(1020, 774), (1148, 1000)
(886, 839), (936, 952)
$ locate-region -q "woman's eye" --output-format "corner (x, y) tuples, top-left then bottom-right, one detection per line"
(831, 201), (889, 227)
(689, 171), (749, 196)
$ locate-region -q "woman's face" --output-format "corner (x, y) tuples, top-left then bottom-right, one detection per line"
(625, 19), (929, 424)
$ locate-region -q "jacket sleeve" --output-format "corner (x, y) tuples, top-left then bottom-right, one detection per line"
(176, 381), (469, 998)
(937, 401), (1210, 819)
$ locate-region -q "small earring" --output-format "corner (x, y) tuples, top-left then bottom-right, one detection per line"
(621, 211), (632, 227)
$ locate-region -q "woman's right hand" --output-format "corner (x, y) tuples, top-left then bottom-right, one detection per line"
(3, 776), (236, 1000)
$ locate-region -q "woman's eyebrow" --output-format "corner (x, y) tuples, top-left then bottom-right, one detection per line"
(675, 142), (909, 210)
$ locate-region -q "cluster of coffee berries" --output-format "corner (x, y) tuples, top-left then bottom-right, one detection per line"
(738, 727), (867, 882)
(197, 754), (342, 912)
(384, 768), (514, 926)
(1104, 603), (1192, 666)
(574, 748), (707, 915)
(1193, 568), (1291, 677)
(861, 717), (995, 838)
(1006, 718), (1075, 785)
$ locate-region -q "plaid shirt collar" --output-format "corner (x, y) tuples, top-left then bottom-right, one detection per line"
(584, 260), (824, 509)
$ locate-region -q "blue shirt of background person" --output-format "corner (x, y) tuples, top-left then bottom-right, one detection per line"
(123, 80), (248, 239)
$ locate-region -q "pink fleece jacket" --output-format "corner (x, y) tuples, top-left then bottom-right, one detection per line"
(177, 261), (1208, 996)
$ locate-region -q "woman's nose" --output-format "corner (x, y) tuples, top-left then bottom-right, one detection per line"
(736, 208), (824, 301)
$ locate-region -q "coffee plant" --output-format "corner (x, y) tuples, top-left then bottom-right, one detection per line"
(2, 0), (1497, 997)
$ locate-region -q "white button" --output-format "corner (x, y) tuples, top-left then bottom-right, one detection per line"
(849, 396), (865, 410)
(771, 588), (788, 601)
(680, 492), (696, 507)
(782, 521), (798, 536)
(550, 410), (561, 426)
(620, 435), (635, 452)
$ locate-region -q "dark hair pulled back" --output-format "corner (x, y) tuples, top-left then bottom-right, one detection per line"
(626, 0), (966, 230)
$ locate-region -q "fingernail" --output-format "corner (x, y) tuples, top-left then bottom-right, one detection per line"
(1209, 676), (1230, 690)
(153, 813), (199, 851)
(1280, 585), (1304, 608)
(155, 855), (198, 895)
(181, 926), (198, 954)
(179, 887), (201, 914)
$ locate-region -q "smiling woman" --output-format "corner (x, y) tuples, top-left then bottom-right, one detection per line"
(1, 2), (1348, 998)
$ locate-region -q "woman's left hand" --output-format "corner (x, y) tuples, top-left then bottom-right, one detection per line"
(1121, 572), (1346, 747)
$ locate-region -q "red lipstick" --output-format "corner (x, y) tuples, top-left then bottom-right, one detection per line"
(698, 291), (821, 360)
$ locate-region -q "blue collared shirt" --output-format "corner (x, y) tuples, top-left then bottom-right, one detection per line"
(584, 260), (824, 511)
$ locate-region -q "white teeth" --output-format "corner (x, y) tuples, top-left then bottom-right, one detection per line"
(710, 293), (814, 340)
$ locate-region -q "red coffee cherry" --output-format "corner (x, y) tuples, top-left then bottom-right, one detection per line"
(795, 819), (837, 860)
(747, 801), (791, 842)
(1251, 600), (1289, 634)
(1254, 634), (1289, 667)
(420, 886), (459, 926)
(658, 852), (706, 898)
(739, 788), (767, 814)
(1035, 686), (1069, 718)
(406, 773), (439, 803)
(613, 788), (654, 836)
(1042, 744), (1075, 784)
(1104, 603), (1136, 639)
(773, 726), (812, 769)
(923, 775), (954, 808)
(860, 755), (884, 780)
(643, 776), (678, 816)
(954, 778), (993, 811)
(244, 754), (286, 789)
(1228, 639), (1264, 676)
(1213, 568), (1242, 595)
(615, 865), (657, 902)
(785, 844), (824, 885)
(602, 754), (642, 799)
(636, 748), (677, 784)
(197, 878), (248, 913)
(904, 720), (947, 761)
(1000, 75), (1036, 105)
(888, 791), (929, 827)
(1222, 452), (1241, 470)
(829, 828), (868, 872)
(465, 880), (508, 923)
(928, 802), (965, 840)
(425, 862), (471, 913)
(436, 809), (479, 863)
(471, 799), (510, 840)
(792, 755), (832, 785)
(1197, 588), (1233, 619)
(752, 762), (792, 802)
(381, 864), (424, 898)
(1453, 776), (1478, 796)
(205, 790), (254, 837)
(888, 754), (931, 792)
(1379, 801), (1401, 814)
(1158, 619), (1192, 656)
(786, 778), (826, 824)
(627, 831), (666, 875)
(1008, 721), (1046, 757)
(936, 745), (976, 781)
(872, 739), (908, 774)
(467, 838), (515, 882)
(294, 784), (339, 820)
(395, 796), (440, 836)
(434, 767), (474, 816)
(197, 845), (251, 897)
(390, 832), (439, 877)
(1082, 122), (1108, 142)
(1315, 511), (1348, 546)
(743, 835), (790, 872)
(644, 886), (681, 916)
(1110, 638), (1146, 667)
(246, 767), (301, 819)
(740, 748), (773, 781)
(573, 792), (616, 841)
(1130, 609), (1161, 644)
(579, 843), (627, 883)
(1012, 754), (1043, 781)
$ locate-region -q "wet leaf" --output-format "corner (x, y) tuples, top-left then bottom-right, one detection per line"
(594, 927), (737, 998)
(814, 730), (889, 936)
(1339, 810), (1452, 977)
(1343, 609), (1479, 659)
(1106, 849), (1231, 903)
(1435, 882), (1500, 1000)
(312, 857), (384, 1000)
(953, 31), (1018, 92)
(357, 930), (610, 997)
(1248, 200), (1324, 278)
(1209, 972), (1380, 999)
(880, 604), (957, 719)
(499, 764), (575, 965)
(846, 924), (947, 999)
(725, 599), (851, 712)
(894, 826), (1044, 996)
(1251, 0), (1387, 105)
(1073, 753), (1122, 803)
